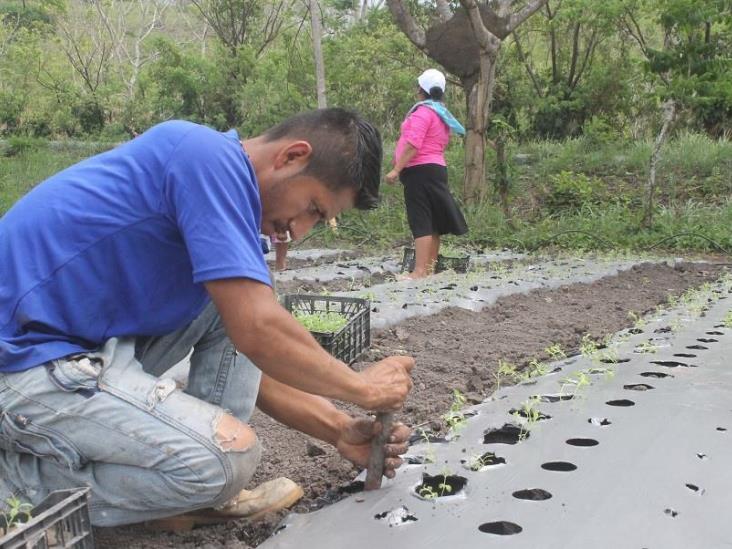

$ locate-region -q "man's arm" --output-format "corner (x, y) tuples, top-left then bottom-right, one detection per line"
(205, 278), (414, 412)
(256, 373), (410, 476)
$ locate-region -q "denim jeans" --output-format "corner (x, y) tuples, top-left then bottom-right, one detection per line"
(0, 302), (262, 526)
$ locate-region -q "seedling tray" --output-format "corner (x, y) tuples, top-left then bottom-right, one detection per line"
(401, 247), (471, 274)
(0, 488), (94, 549)
(436, 254), (470, 273)
(284, 294), (370, 364)
(401, 247), (416, 273)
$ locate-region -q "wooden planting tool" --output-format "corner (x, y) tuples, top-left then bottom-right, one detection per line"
(364, 412), (393, 490)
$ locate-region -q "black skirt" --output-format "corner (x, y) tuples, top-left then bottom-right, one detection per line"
(400, 163), (468, 238)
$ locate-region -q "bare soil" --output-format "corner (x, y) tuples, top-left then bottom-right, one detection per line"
(95, 260), (726, 548)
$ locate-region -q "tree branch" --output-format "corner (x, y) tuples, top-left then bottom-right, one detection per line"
(459, 0), (498, 51)
(507, 0), (548, 34)
(385, 0), (426, 50)
(512, 31), (543, 97)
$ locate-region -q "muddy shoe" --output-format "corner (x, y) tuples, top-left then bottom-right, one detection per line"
(148, 477), (304, 531)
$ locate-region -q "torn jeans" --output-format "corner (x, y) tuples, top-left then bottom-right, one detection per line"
(0, 302), (262, 526)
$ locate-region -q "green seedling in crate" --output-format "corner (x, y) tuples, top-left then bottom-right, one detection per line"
(293, 311), (348, 333)
(1, 496), (33, 536)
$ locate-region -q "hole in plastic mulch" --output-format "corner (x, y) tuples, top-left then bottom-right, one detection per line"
(541, 461), (577, 472)
(478, 521), (523, 535)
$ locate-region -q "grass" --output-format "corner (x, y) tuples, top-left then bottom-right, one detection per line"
(3, 134), (732, 254)
(0, 140), (112, 215)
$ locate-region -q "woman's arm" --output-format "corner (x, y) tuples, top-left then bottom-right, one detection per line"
(386, 143), (418, 184)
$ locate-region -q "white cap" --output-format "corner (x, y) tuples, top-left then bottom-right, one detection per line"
(417, 69), (446, 93)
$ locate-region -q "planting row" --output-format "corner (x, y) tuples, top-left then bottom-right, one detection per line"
(262, 275), (732, 549)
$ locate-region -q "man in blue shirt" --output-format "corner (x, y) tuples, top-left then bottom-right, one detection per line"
(0, 109), (414, 527)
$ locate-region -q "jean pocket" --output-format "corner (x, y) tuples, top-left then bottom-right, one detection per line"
(0, 412), (86, 470)
(46, 356), (101, 397)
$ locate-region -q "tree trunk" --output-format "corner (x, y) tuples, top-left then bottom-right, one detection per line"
(642, 99), (676, 228)
(462, 49), (498, 202)
(494, 135), (514, 227)
(309, 0), (327, 108)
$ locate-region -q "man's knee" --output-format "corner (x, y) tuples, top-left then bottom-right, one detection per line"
(214, 413), (257, 452)
(206, 413), (261, 505)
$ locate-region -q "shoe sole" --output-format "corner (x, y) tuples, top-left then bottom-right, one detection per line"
(146, 485), (305, 531)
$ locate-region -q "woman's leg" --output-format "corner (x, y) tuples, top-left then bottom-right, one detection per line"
(429, 233), (440, 273)
(411, 235), (433, 278)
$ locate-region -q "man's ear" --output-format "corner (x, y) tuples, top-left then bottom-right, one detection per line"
(274, 141), (313, 171)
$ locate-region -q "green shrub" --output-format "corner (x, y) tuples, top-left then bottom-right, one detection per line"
(4, 136), (44, 157)
(545, 171), (605, 215)
(582, 116), (619, 149)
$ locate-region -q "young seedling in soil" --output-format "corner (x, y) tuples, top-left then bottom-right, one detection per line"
(545, 343), (567, 361)
(464, 452), (502, 471)
(494, 360), (520, 391)
(723, 311), (732, 329)
(1, 496), (32, 536)
(634, 340), (658, 354)
(559, 370), (592, 398)
(442, 389), (468, 436)
(293, 310), (349, 333)
(416, 428), (437, 464)
(580, 334), (599, 360)
(524, 359), (550, 380)
(416, 469), (461, 500)
(628, 310), (646, 330)
(512, 397), (543, 440)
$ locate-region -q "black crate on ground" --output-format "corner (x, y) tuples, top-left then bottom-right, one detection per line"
(401, 247), (416, 273)
(0, 488), (94, 549)
(284, 294), (370, 364)
(436, 254), (471, 273)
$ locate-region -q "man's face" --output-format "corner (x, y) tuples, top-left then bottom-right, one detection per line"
(259, 174), (356, 241)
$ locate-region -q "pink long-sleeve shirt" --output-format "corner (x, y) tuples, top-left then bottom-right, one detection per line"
(394, 105), (449, 168)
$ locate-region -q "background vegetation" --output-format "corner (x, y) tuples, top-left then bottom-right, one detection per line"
(1, 0), (731, 253)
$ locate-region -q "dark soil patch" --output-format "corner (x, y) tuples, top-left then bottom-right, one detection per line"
(95, 261), (725, 548)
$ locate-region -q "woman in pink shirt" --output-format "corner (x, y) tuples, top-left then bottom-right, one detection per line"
(386, 69), (467, 279)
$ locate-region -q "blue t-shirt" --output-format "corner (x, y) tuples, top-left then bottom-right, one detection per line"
(0, 120), (271, 373)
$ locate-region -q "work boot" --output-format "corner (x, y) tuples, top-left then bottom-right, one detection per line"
(148, 477), (304, 531)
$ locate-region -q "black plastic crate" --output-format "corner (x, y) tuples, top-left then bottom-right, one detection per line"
(401, 247), (416, 273)
(0, 488), (94, 549)
(436, 253), (471, 273)
(284, 294), (370, 364)
(401, 247), (470, 274)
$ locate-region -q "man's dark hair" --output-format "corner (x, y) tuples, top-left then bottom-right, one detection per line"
(263, 108), (382, 210)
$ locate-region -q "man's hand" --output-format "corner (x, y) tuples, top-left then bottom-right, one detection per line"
(385, 169), (400, 185)
(335, 416), (411, 479)
(358, 355), (415, 412)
